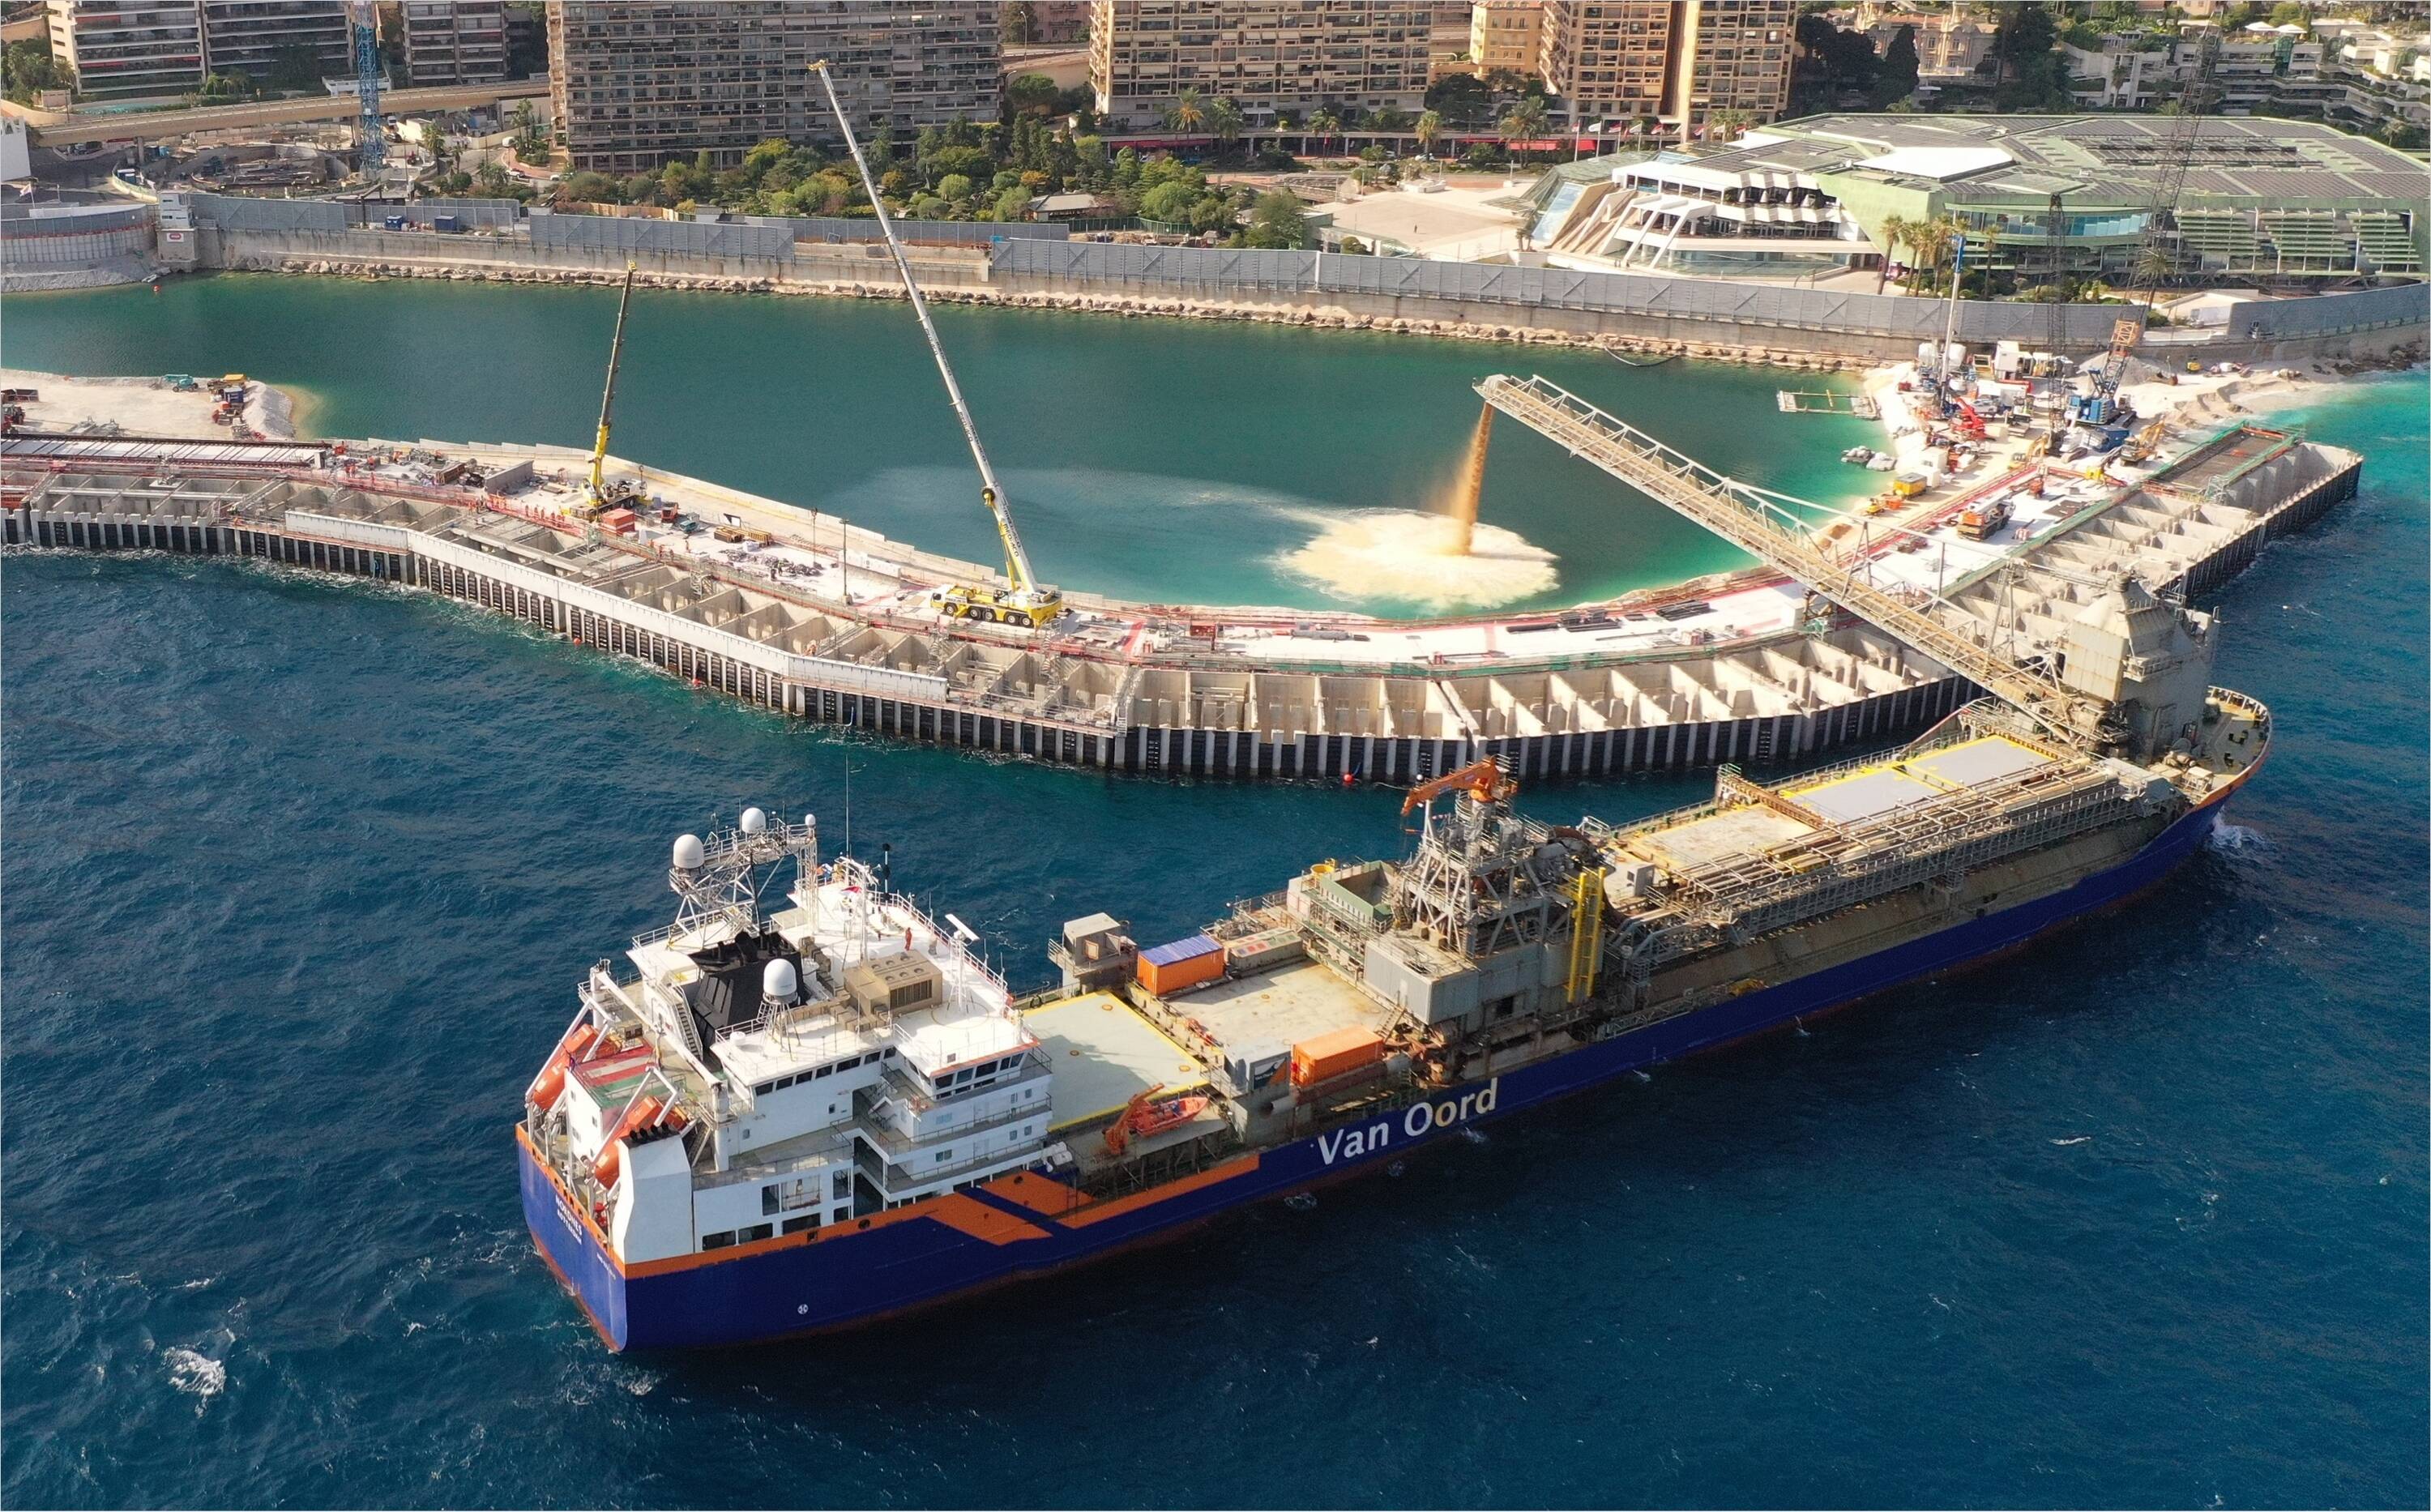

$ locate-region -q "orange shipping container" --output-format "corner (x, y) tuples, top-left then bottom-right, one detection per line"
(1137, 934), (1224, 997)
(1291, 1026), (1385, 1087)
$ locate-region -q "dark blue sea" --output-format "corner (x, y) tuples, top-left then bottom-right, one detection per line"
(2, 377), (2424, 1508)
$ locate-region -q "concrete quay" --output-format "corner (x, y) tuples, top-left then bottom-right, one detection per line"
(2, 377), (2361, 785)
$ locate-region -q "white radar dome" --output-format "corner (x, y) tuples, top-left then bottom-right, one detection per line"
(763, 958), (799, 1002)
(740, 806), (768, 835)
(672, 833), (707, 870)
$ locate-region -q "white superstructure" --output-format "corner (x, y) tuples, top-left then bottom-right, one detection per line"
(525, 810), (1061, 1264)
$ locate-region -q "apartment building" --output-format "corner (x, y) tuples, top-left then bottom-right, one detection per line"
(45, 0), (349, 97)
(1087, 1), (1431, 130)
(1468, 0), (1543, 80)
(1861, 11), (1996, 84)
(547, 2), (1001, 176)
(45, 0), (206, 98)
(197, 0), (349, 79)
(402, 0), (507, 87)
(1539, 0), (1795, 136)
(2063, 19), (2427, 140)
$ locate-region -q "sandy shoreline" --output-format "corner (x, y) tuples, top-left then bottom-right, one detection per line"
(1, 368), (301, 441)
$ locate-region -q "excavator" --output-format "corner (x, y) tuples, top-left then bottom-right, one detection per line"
(810, 62), (1064, 630)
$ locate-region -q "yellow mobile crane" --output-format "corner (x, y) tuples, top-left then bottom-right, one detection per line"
(581, 260), (643, 519)
(810, 61), (1062, 630)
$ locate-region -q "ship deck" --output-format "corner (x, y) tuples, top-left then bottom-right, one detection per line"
(1022, 993), (1208, 1132)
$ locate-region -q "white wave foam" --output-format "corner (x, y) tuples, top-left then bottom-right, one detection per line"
(2209, 822), (2269, 852)
(1274, 509), (1558, 611)
(164, 1348), (225, 1409)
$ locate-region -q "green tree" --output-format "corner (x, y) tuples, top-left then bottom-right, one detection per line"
(2266, 2), (2307, 25)
(1871, 24), (1920, 106)
(937, 173), (976, 202)
(1208, 96), (1245, 153)
(561, 170), (621, 203)
(1006, 72), (1062, 117)
(1164, 86), (1209, 134)
(1875, 211), (1915, 292)
(1241, 190), (1307, 249)
(996, 184), (1034, 220)
(2, 38), (73, 104)
(1415, 108), (1443, 157)
(1309, 108), (1341, 154)
(1139, 178), (1200, 224)
(1498, 96), (1549, 161)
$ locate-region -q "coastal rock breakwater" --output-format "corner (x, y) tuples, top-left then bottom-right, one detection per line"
(213, 254), (1875, 373)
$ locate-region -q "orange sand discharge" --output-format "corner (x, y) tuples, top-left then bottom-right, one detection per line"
(1273, 404), (1557, 611)
(1443, 404), (1492, 556)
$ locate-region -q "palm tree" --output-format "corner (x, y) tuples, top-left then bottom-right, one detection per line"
(1164, 87), (1208, 135)
(1208, 96), (1245, 156)
(1499, 96), (1549, 164)
(1309, 108), (1341, 156)
(1875, 212), (1914, 293)
(1415, 108), (1443, 159)
(2133, 237), (2173, 286)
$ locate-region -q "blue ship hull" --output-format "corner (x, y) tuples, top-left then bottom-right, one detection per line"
(523, 794), (2229, 1351)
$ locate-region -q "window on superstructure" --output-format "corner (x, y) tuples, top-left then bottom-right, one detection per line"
(701, 1230), (737, 1249)
(815, 1063), (834, 1078)
(832, 1171), (852, 1200)
(738, 1223), (773, 1243)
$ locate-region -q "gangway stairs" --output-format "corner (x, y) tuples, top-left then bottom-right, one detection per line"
(1475, 374), (2096, 745)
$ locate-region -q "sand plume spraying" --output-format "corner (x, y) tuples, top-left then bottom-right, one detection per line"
(1275, 510), (1557, 611)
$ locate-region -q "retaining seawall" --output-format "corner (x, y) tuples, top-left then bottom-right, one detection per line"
(183, 220), (2430, 367)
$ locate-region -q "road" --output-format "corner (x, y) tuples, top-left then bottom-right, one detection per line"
(27, 79), (551, 148)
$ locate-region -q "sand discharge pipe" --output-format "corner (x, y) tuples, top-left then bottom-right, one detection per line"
(1442, 403), (1493, 555)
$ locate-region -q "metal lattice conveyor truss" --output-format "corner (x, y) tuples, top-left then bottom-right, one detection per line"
(1476, 373), (2084, 739)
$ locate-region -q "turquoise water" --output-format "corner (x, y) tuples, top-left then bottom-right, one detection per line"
(0, 286), (2424, 1506)
(0, 274), (1883, 613)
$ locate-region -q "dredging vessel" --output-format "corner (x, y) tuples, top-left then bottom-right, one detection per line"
(519, 440), (2272, 1348)
(514, 66), (2279, 1349)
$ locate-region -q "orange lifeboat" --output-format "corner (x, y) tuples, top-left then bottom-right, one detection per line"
(527, 1022), (599, 1107)
(592, 1096), (686, 1190)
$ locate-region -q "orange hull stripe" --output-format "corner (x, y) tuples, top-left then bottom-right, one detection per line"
(925, 1196), (1052, 1245)
(1060, 1153), (1261, 1228)
(982, 1171), (1097, 1219)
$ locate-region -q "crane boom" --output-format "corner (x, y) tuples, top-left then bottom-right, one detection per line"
(810, 61), (1045, 602)
(1475, 374), (2092, 742)
(586, 259), (637, 510)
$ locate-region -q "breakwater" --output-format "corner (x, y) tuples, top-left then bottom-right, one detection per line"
(4, 416), (2361, 784)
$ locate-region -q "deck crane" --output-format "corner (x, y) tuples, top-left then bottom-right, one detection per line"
(1477, 374), (2223, 762)
(2074, 26), (2221, 433)
(809, 61), (1063, 630)
(582, 260), (642, 518)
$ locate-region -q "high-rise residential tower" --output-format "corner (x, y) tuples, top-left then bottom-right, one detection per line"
(1087, 1), (1432, 131)
(547, 1), (1001, 176)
